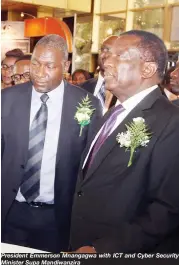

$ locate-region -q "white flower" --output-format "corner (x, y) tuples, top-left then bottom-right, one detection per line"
(140, 138), (150, 146)
(116, 117), (152, 167)
(75, 95), (95, 136)
(75, 113), (90, 122)
(133, 117), (145, 123)
(116, 131), (131, 148)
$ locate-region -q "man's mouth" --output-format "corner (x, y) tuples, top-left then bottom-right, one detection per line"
(170, 80), (178, 86)
(104, 72), (114, 79)
(34, 79), (47, 85)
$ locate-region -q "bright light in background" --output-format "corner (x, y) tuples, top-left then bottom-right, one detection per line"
(75, 56), (82, 63)
(107, 28), (113, 35)
(20, 12), (36, 18)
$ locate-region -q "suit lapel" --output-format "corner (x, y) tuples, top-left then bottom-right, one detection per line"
(80, 106), (115, 168)
(55, 82), (74, 164)
(13, 82), (32, 165)
(84, 108), (144, 182)
(83, 87), (162, 182)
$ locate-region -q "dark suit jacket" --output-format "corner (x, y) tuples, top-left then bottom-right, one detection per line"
(70, 88), (179, 252)
(80, 78), (117, 109)
(80, 77), (98, 94)
(172, 98), (179, 106)
(1, 81), (101, 251)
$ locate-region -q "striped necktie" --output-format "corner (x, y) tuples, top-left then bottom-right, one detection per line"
(20, 93), (49, 203)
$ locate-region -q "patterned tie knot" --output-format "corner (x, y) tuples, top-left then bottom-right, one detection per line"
(40, 93), (49, 104)
(110, 104), (125, 117)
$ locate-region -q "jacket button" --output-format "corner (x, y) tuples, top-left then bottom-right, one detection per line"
(20, 165), (24, 169)
(77, 191), (84, 197)
(12, 188), (17, 193)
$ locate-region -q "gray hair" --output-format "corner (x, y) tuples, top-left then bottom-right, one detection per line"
(35, 34), (68, 61)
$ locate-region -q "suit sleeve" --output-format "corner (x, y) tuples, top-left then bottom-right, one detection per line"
(1, 92), (5, 159)
(1, 125), (5, 159)
(93, 115), (179, 252)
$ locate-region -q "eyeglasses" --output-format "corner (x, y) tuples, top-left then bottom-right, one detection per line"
(1, 64), (14, 71)
(12, 72), (30, 82)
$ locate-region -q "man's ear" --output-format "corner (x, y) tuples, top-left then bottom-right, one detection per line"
(64, 61), (71, 73)
(142, 62), (158, 79)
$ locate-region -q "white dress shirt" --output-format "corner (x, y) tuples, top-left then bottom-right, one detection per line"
(94, 73), (110, 115)
(93, 72), (104, 97)
(83, 85), (158, 168)
(16, 81), (64, 203)
(164, 88), (178, 101)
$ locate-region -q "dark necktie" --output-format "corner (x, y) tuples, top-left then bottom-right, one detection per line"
(85, 104), (125, 170)
(97, 82), (105, 108)
(20, 93), (49, 203)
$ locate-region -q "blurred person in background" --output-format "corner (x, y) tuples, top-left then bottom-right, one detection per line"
(161, 61), (179, 106)
(1, 49), (24, 89)
(12, 54), (31, 85)
(161, 66), (177, 101)
(170, 60), (179, 106)
(80, 36), (118, 114)
(72, 69), (91, 85)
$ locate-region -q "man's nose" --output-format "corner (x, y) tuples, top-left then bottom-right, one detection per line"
(5, 68), (13, 73)
(38, 65), (46, 77)
(104, 55), (113, 68)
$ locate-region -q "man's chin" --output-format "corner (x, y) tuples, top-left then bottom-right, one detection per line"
(105, 84), (118, 93)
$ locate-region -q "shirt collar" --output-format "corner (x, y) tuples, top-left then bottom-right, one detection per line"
(32, 80), (64, 105)
(94, 72), (104, 96)
(116, 85), (158, 111)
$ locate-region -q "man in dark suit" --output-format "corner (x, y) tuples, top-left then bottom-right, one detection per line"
(81, 36), (118, 114)
(70, 30), (179, 253)
(1, 34), (101, 252)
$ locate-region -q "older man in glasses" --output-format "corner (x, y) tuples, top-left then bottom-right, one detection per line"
(12, 54), (31, 85)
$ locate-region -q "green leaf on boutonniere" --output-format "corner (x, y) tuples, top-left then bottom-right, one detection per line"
(116, 117), (152, 167)
(75, 95), (95, 136)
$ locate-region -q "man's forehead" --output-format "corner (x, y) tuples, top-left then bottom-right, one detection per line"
(112, 35), (141, 55)
(115, 35), (140, 49)
(102, 36), (118, 46)
(32, 45), (60, 60)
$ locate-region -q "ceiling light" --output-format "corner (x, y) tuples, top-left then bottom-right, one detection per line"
(20, 12), (36, 19)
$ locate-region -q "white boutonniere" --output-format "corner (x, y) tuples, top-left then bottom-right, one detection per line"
(75, 95), (95, 136)
(116, 117), (152, 167)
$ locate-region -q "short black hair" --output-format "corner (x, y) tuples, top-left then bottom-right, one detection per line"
(121, 30), (168, 80)
(2, 49), (24, 65)
(5, 48), (24, 58)
(72, 69), (91, 80)
(15, 54), (32, 64)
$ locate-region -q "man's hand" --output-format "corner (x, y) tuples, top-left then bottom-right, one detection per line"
(74, 246), (96, 253)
